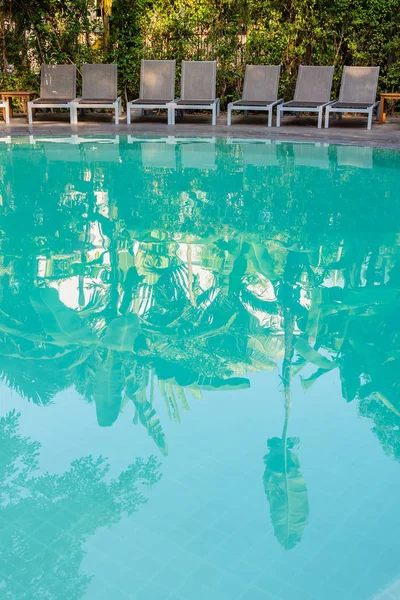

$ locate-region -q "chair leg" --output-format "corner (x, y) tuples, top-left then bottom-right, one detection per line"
(324, 107), (330, 128)
(217, 99), (220, 117)
(268, 108), (272, 128)
(28, 102), (33, 125)
(114, 103), (119, 125)
(127, 106), (131, 125)
(367, 109), (373, 130)
(376, 104), (380, 122)
(70, 104), (77, 125)
(212, 105), (216, 126)
(169, 107), (176, 126)
(317, 108), (323, 129)
(227, 105), (232, 126)
(4, 102), (10, 124)
(276, 106), (282, 127)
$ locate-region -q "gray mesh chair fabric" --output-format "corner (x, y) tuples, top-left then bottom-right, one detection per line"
(242, 65), (281, 102)
(126, 60), (176, 124)
(181, 61), (216, 102)
(294, 66), (334, 103)
(170, 61), (220, 125)
(227, 65), (282, 126)
(28, 64), (77, 124)
(81, 64), (118, 101)
(325, 66), (380, 129)
(140, 60), (176, 101)
(339, 66), (380, 105)
(40, 65), (76, 100)
(277, 65), (334, 128)
(75, 64), (121, 125)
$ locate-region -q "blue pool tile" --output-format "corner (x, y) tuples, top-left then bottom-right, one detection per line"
(167, 550), (201, 576)
(191, 562), (223, 586)
(239, 586), (279, 600)
(212, 573), (251, 599)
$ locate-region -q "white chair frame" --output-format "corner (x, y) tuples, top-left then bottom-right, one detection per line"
(72, 98), (122, 125)
(127, 101), (176, 125)
(227, 99), (283, 127)
(28, 100), (77, 125)
(277, 101), (334, 129)
(0, 100), (10, 124)
(325, 101), (380, 130)
(169, 98), (220, 126)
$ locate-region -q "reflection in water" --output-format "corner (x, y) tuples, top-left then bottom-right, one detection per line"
(0, 410), (161, 599)
(0, 137), (400, 560)
(264, 436), (309, 550)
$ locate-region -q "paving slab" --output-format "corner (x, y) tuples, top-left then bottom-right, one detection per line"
(2, 113), (400, 150)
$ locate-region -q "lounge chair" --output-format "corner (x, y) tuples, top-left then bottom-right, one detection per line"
(169, 61), (220, 126)
(0, 100), (10, 124)
(74, 64), (121, 125)
(127, 60), (176, 125)
(227, 65), (282, 127)
(276, 65), (334, 129)
(28, 64), (77, 125)
(325, 66), (380, 130)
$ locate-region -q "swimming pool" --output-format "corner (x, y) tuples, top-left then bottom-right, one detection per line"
(1, 136), (400, 600)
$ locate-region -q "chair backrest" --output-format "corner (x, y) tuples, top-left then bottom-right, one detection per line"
(294, 65), (334, 103)
(339, 66), (380, 104)
(242, 65), (281, 102)
(181, 61), (217, 101)
(40, 64), (76, 100)
(140, 60), (176, 101)
(82, 64), (118, 100)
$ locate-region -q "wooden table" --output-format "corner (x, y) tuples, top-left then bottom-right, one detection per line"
(1, 91), (36, 120)
(379, 93), (400, 123)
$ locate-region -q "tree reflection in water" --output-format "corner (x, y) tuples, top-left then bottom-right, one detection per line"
(0, 137), (399, 552)
(0, 410), (161, 599)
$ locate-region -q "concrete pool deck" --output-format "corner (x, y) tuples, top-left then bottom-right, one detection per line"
(2, 113), (400, 150)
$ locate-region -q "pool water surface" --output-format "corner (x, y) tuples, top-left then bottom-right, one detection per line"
(0, 136), (400, 600)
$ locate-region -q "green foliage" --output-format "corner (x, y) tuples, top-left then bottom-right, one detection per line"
(0, 0), (400, 107)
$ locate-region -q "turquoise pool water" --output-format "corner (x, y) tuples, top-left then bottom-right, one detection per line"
(1, 136), (400, 600)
